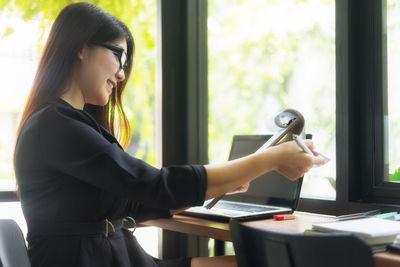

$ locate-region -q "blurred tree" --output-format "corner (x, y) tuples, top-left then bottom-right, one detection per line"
(208, 0), (335, 162)
(0, 0), (157, 164)
(208, 0), (337, 198)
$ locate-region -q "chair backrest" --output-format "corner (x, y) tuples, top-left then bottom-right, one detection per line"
(0, 219), (31, 267)
(229, 219), (374, 267)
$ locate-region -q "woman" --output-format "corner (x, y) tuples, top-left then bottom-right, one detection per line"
(14, 3), (324, 267)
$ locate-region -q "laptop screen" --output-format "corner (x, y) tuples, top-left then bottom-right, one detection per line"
(222, 135), (305, 209)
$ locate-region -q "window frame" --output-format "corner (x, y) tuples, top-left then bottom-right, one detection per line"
(299, 0), (400, 214)
(157, 0), (209, 259)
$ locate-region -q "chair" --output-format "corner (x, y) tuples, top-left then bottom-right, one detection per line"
(229, 219), (374, 267)
(0, 219), (31, 267)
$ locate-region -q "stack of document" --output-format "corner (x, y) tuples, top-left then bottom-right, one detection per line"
(307, 217), (400, 246)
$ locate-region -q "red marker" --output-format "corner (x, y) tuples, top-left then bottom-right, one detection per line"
(273, 214), (295, 221)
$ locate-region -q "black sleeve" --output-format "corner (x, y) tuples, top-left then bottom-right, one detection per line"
(37, 105), (207, 210)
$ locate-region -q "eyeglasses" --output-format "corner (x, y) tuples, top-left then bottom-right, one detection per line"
(90, 42), (128, 70)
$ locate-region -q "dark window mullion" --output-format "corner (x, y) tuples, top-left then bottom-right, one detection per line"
(348, 0), (394, 203)
(301, 0), (400, 211)
(360, 0), (400, 204)
(335, 0), (351, 208)
(158, 0), (209, 258)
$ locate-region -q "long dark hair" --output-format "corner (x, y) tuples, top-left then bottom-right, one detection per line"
(15, 2), (134, 154)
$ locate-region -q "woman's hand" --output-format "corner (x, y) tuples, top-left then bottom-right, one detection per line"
(204, 139), (326, 199)
(266, 140), (324, 181)
(227, 182), (250, 195)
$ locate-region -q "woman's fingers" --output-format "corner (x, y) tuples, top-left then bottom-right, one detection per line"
(227, 182), (250, 195)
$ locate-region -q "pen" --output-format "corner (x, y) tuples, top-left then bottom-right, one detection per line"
(336, 209), (381, 220)
(293, 134), (313, 155)
(205, 195), (223, 209)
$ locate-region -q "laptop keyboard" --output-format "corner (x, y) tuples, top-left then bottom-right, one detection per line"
(215, 202), (277, 213)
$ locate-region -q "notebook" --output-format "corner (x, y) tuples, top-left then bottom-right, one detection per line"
(310, 217), (400, 245)
(181, 134), (306, 222)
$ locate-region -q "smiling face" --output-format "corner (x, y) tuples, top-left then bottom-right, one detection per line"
(76, 37), (127, 106)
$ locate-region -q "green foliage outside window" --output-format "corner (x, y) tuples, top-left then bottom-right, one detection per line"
(0, 0), (157, 164)
(208, 0), (335, 162)
(389, 168), (400, 182)
(208, 0), (336, 197)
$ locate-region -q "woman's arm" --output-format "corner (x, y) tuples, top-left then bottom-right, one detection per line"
(204, 140), (324, 200)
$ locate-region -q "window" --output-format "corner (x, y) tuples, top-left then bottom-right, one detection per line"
(206, 0), (400, 211)
(208, 0), (336, 200)
(335, 0), (400, 206)
(387, 0), (400, 182)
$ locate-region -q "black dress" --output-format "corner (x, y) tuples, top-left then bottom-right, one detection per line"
(14, 98), (207, 267)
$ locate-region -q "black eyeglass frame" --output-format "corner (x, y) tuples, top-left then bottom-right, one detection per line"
(89, 42), (128, 70)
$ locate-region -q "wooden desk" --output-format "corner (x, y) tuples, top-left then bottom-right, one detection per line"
(142, 211), (400, 267)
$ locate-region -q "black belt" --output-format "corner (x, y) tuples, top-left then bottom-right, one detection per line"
(27, 218), (134, 239)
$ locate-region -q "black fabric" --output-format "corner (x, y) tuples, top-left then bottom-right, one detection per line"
(15, 98), (207, 267)
(27, 218), (124, 237)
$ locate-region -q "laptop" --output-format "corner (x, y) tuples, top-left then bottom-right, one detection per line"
(182, 134), (307, 222)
